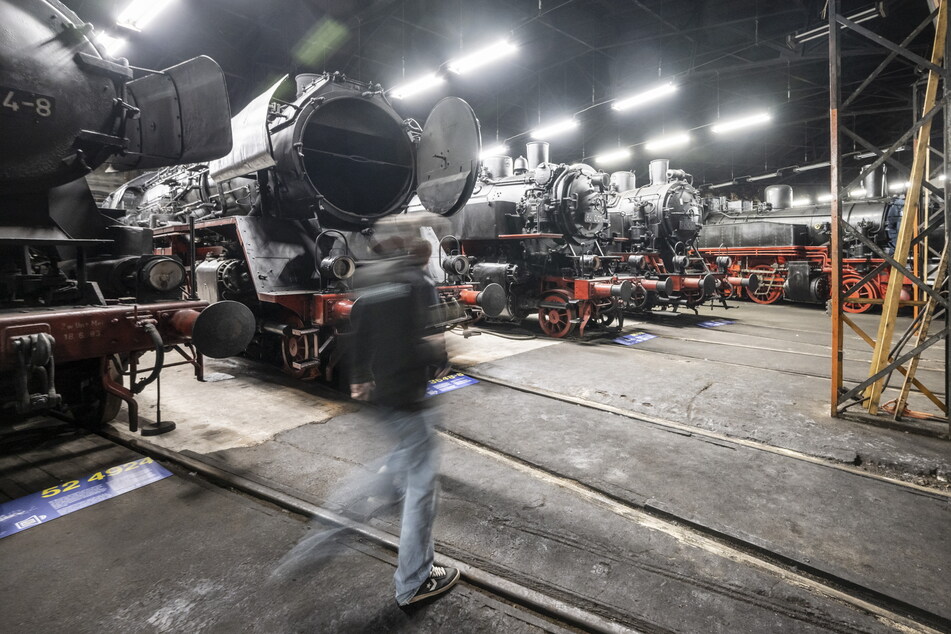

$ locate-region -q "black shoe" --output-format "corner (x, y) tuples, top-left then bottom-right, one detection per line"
(404, 566), (460, 605)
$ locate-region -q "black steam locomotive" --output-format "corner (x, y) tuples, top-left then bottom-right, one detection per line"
(419, 150), (750, 337)
(697, 177), (926, 312)
(108, 72), (501, 380)
(0, 0), (253, 432)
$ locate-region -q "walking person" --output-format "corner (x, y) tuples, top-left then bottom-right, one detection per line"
(346, 216), (459, 606)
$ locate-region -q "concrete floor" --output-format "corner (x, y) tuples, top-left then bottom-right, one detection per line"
(2, 301), (949, 632)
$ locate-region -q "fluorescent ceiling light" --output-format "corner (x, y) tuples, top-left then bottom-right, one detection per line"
(790, 6), (884, 46)
(594, 148), (632, 166)
(96, 33), (126, 56)
(850, 188), (867, 197)
(117, 0), (175, 31)
(531, 118), (578, 139)
(612, 81), (677, 112)
(792, 198), (812, 207)
(447, 40), (518, 74)
(853, 145), (905, 159)
(710, 181), (735, 189)
(644, 132), (689, 152)
(711, 112), (772, 134)
(889, 181), (911, 192)
(480, 144), (509, 159)
(817, 193), (833, 202)
(793, 161), (830, 173)
(936, 174), (947, 182)
(747, 173), (777, 182)
(390, 73), (444, 100)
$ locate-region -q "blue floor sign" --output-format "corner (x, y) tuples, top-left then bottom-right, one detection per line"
(697, 319), (734, 328)
(426, 372), (478, 397)
(614, 332), (657, 346)
(0, 457), (172, 539)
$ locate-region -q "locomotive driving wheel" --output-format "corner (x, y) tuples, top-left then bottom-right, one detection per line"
(746, 265), (783, 304)
(841, 274), (877, 314)
(593, 298), (624, 330)
(538, 290), (577, 338)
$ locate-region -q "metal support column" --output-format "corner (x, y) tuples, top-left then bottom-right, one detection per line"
(829, 0), (844, 417)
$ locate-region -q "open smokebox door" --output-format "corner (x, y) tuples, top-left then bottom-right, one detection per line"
(415, 97), (482, 218)
(110, 56), (233, 170)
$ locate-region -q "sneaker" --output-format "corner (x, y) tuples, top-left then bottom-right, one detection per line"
(405, 566), (460, 604)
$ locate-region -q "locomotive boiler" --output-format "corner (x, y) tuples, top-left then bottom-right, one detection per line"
(605, 159), (756, 312)
(0, 0), (254, 432)
(109, 72), (500, 380)
(697, 178), (925, 312)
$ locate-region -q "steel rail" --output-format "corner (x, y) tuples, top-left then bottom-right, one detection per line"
(98, 428), (642, 634)
(461, 370), (951, 499)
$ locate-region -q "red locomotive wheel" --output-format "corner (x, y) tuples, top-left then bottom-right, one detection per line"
(746, 265), (783, 305)
(842, 275), (877, 314)
(537, 290), (576, 338)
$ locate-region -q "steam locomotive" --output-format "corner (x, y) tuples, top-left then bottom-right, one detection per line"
(109, 72), (501, 380)
(605, 159), (757, 312)
(697, 174), (926, 312)
(414, 149), (750, 337)
(0, 0), (254, 432)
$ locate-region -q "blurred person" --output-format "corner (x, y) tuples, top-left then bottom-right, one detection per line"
(344, 214), (458, 606)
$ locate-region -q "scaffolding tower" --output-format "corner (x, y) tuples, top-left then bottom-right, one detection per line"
(829, 0), (950, 436)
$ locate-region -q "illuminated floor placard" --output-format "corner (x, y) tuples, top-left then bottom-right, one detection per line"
(614, 332), (658, 346)
(0, 457), (172, 539)
(426, 372), (479, 397)
(697, 319), (734, 328)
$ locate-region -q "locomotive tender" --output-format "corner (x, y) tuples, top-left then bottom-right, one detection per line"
(0, 0), (255, 432)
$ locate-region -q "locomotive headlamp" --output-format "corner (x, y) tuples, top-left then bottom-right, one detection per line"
(627, 255), (646, 271)
(579, 254), (601, 272)
(319, 256), (356, 281)
(139, 258), (185, 292)
(442, 255), (471, 276)
(715, 256), (732, 272)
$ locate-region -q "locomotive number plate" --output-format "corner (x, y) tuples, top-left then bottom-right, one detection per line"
(0, 86), (55, 119)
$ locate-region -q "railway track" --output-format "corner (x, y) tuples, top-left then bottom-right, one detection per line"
(100, 396), (950, 634)
(463, 323), (946, 396)
(461, 369), (951, 498)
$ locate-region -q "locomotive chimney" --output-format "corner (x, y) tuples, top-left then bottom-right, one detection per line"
(765, 184), (793, 210)
(483, 155), (513, 178)
(526, 142), (550, 169)
(649, 159), (669, 186)
(862, 164), (885, 198)
(611, 171), (635, 192)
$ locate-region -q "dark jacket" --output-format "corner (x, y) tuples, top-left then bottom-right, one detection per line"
(348, 259), (446, 409)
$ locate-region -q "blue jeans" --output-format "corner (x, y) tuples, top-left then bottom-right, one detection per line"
(379, 405), (440, 605)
